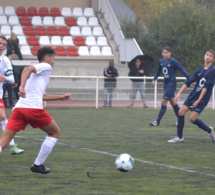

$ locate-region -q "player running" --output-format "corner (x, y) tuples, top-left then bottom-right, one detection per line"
(168, 49), (215, 143)
(149, 46), (190, 127)
(0, 36), (23, 155)
(0, 47), (71, 174)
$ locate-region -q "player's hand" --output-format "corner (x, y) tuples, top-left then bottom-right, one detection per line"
(62, 93), (72, 100)
(152, 80), (156, 86)
(174, 94), (180, 103)
(190, 100), (200, 108)
(0, 75), (6, 82)
(18, 86), (26, 98)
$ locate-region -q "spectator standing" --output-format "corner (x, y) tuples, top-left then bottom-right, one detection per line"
(127, 57), (148, 108)
(103, 60), (119, 107)
(7, 33), (23, 60)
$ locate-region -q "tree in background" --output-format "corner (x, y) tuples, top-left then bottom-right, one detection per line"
(122, 0), (215, 74)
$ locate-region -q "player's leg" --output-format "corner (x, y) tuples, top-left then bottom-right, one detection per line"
(31, 119), (61, 174)
(0, 107), (23, 154)
(170, 98), (180, 118)
(108, 88), (114, 107)
(190, 110), (215, 142)
(149, 98), (168, 126)
(0, 128), (17, 153)
(168, 105), (189, 143)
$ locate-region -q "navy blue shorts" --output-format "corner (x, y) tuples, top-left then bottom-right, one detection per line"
(183, 99), (206, 114)
(162, 87), (175, 100)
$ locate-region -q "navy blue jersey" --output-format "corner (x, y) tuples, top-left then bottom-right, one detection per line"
(185, 65), (215, 105)
(153, 57), (189, 88)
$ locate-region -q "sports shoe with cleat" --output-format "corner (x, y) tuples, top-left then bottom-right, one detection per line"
(209, 126), (215, 143)
(31, 164), (50, 174)
(172, 122), (178, 127)
(127, 104), (134, 108)
(149, 120), (159, 126)
(168, 137), (184, 143)
(10, 144), (24, 155)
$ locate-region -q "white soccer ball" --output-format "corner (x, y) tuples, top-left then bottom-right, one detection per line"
(115, 153), (134, 172)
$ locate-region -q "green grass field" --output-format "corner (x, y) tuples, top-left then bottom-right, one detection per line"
(1, 107), (215, 195)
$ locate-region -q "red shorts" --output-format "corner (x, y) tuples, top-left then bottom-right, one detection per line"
(0, 99), (6, 110)
(6, 108), (53, 131)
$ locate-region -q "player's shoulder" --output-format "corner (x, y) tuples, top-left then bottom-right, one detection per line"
(2, 55), (10, 63)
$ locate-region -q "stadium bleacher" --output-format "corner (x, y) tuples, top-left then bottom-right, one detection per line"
(0, 5), (113, 58)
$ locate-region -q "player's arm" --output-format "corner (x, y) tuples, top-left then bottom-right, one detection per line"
(175, 84), (188, 102)
(19, 66), (36, 98)
(152, 62), (162, 86)
(43, 93), (72, 101)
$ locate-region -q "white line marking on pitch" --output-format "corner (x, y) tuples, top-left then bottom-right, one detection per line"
(15, 136), (215, 178)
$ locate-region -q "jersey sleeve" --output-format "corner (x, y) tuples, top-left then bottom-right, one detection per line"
(185, 68), (200, 87)
(173, 59), (189, 79)
(203, 67), (215, 89)
(34, 63), (52, 74)
(3, 56), (14, 84)
(153, 61), (162, 81)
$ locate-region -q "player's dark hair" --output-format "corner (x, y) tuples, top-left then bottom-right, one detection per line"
(0, 36), (7, 42)
(163, 46), (172, 52)
(206, 49), (215, 58)
(37, 47), (55, 62)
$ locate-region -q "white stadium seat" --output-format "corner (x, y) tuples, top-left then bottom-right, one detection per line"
(78, 46), (90, 56)
(0, 25), (11, 36)
(5, 6), (16, 16)
(70, 26), (81, 36)
(101, 46), (113, 56)
(32, 16), (43, 26)
(85, 36), (97, 46)
(73, 7), (83, 17)
(8, 16), (20, 26)
(20, 45), (32, 55)
(81, 27), (92, 36)
(62, 36), (74, 46)
(39, 36), (50, 45)
(90, 46), (102, 56)
(61, 7), (72, 17)
(0, 6), (4, 15)
(88, 17), (99, 26)
(93, 27), (104, 36)
(43, 16), (54, 26)
(77, 16), (88, 26)
(0, 16), (8, 25)
(51, 36), (62, 45)
(12, 26), (24, 35)
(84, 8), (95, 17)
(54, 16), (66, 26)
(97, 36), (108, 46)
(17, 35), (28, 45)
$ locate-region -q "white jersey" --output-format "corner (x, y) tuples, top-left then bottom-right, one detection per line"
(0, 54), (14, 98)
(15, 62), (52, 108)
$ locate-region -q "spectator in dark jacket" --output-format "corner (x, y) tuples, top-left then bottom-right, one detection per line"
(7, 33), (23, 60)
(127, 57), (148, 108)
(103, 60), (119, 107)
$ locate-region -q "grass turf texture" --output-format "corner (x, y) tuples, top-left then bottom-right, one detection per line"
(1, 107), (215, 195)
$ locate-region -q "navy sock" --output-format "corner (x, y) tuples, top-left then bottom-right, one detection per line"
(193, 118), (211, 133)
(172, 104), (180, 118)
(157, 105), (167, 123)
(177, 115), (184, 138)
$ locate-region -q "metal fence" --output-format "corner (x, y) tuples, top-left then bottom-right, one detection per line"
(45, 76), (215, 109)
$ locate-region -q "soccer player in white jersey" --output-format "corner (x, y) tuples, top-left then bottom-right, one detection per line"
(0, 47), (72, 174)
(0, 36), (24, 155)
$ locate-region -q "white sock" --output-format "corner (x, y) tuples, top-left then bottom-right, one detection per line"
(34, 136), (58, 166)
(0, 146), (2, 153)
(1, 119), (15, 146)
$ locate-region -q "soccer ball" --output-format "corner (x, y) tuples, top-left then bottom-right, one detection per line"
(115, 153), (134, 172)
